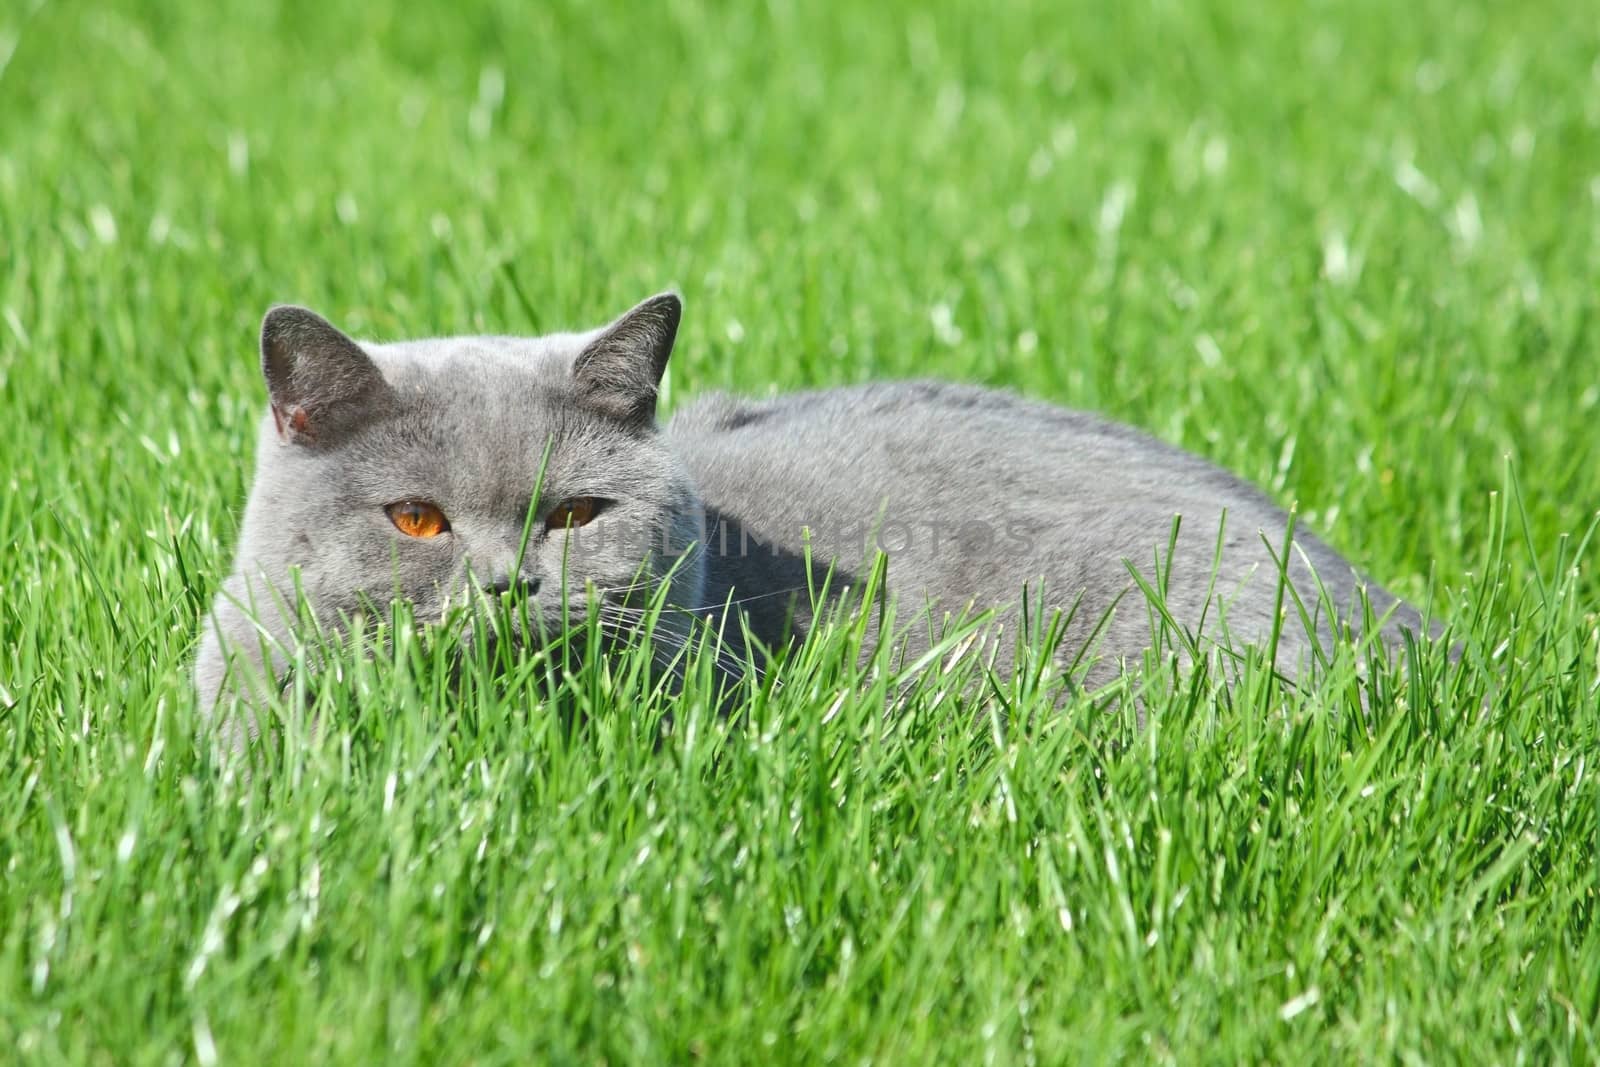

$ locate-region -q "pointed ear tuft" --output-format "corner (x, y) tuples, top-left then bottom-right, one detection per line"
(260, 305), (390, 444)
(572, 292), (682, 426)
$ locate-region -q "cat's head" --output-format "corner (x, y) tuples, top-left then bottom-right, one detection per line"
(233, 293), (706, 650)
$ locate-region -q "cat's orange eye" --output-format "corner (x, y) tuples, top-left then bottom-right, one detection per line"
(545, 497), (599, 531)
(386, 500), (451, 539)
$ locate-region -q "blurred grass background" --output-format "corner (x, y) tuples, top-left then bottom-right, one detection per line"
(2, 0), (1598, 1062)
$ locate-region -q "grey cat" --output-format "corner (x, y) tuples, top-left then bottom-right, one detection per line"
(196, 293), (1430, 741)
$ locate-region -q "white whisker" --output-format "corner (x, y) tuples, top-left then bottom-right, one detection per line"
(593, 608), (768, 686)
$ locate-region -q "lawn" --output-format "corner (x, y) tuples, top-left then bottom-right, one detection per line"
(2, 0), (1598, 1061)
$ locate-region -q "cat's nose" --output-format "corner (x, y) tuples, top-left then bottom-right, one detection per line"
(486, 575), (541, 600)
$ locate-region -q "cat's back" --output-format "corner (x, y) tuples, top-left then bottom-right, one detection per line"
(668, 379), (1130, 463)
(664, 378), (1416, 676)
(666, 379), (1278, 522)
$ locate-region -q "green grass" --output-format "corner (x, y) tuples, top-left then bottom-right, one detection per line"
(4, 0), (1600, 1061)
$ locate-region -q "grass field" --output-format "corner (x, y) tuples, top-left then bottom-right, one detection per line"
(4, 0), (1600, 1061)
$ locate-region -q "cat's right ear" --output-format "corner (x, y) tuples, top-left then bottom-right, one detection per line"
(260, 305), (390, 444)
(572, 292), (682, 427)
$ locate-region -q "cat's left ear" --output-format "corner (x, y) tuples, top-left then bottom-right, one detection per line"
(572, 292), (682, 426)
(260, 305), (391, 445)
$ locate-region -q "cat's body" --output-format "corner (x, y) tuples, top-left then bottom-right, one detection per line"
(196, 294), (1428, 741)
(669, 380), (1421, 687)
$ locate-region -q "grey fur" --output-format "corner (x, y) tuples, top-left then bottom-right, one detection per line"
(197, 294), (1427, 743)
